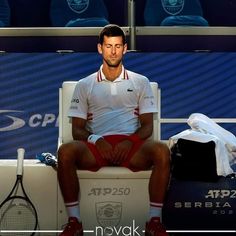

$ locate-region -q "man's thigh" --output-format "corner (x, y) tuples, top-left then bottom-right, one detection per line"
(127, 140), (154, 171)
(68, 141), (99, 171)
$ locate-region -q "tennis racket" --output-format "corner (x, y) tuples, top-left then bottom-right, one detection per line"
(0, 148), (38, 236)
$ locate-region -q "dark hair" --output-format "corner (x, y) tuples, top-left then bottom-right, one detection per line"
(98, 24), (126, 45)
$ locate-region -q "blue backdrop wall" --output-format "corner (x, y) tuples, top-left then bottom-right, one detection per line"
(0, 52), (236, 159)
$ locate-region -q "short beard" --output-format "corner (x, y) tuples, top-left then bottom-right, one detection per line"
(104, 58), (122, 68)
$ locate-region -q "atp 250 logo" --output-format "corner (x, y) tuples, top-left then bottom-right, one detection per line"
(0, 110), (58, 131)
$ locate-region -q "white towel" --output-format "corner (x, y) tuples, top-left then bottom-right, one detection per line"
(169, 129), (234, 177)
(187, 113), (236, 166)
(169, 113), (236, 176)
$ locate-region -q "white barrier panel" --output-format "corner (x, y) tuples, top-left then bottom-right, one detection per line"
(0, 160), (58, 236)
(0, 161), (152, 235)
(58, 167), (152, 235)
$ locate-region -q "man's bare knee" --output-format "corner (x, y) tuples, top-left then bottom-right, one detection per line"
(58, 141), (85, 163)
(152, 141), (170, 166)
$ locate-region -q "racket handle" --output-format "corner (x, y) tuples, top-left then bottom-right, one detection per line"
(17, 148), (25, 176)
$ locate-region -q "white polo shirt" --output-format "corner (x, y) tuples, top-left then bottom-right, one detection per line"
(68, 65), (158, 136)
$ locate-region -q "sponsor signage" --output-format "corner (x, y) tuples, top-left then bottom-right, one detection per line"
(163, 177), (236, 230)
(1, 52), (236, 158)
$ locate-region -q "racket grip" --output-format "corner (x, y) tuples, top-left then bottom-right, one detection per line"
(17, 148), (25, 176)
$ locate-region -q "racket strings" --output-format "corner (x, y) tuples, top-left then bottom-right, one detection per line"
(0, 200), (37, 234)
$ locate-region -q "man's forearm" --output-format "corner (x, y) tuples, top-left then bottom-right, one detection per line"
(72, 128), (90, 141)
(133, 124), (153, 140)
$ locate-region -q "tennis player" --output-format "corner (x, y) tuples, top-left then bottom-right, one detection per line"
(58, 24), (170, 236)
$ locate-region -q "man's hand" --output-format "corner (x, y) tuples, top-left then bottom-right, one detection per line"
(95, 138), (114, 161)
(112, 139), (133, 165)
(95, 138), (133, 165)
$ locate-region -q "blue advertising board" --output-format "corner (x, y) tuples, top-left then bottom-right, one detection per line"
(0, 52), (236, 159)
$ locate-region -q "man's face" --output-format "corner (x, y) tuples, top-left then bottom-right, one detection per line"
(98, 35), (127, 68)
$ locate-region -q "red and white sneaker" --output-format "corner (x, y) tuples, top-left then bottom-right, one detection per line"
(145, 217), (168, 236)
(60, 217), (83, 236)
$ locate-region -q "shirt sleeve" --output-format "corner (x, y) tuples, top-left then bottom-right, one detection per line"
(68, 80), (88, 119)
(139, 77), (158, 114)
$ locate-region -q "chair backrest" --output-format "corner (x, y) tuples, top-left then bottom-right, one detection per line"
(144, 0), (208, 26)
(58, 81), (160, 147)
(0, 0), (10, 27)
(50, 0), (109, 27)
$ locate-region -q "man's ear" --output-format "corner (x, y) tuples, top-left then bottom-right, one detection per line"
(123, 43), (127, 55)
(97, 43), (102, 54)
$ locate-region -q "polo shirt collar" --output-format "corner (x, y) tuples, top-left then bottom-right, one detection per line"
(97, 65), (129, 82)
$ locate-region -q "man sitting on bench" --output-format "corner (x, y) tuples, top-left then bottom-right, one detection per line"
(57, 24), (170, 236)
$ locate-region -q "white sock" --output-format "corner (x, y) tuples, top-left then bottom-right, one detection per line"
(149, 202), (163, 221)
(65, 201), (80, 221)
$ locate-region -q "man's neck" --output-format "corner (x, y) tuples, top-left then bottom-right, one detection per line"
(102, 64), (123, 81)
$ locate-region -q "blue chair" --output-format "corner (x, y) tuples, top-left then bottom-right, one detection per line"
(144, 0), (209, 26)
(0, 0), (10, 27)
(50, 0), (109, 27)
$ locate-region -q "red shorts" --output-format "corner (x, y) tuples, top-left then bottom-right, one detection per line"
(83, 134), (145, 171)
